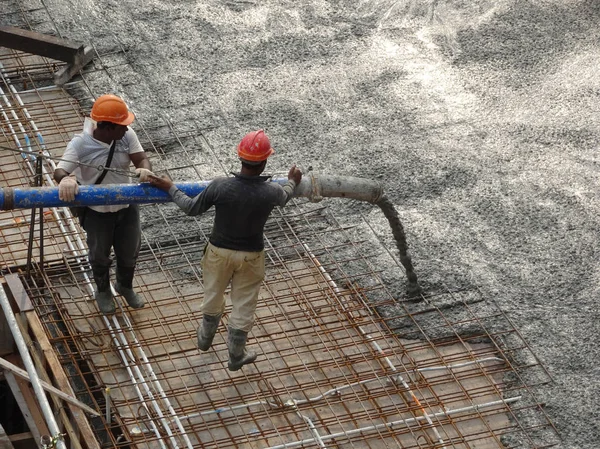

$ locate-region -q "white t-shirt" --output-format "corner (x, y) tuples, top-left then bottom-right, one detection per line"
(57, 128), (144, 213)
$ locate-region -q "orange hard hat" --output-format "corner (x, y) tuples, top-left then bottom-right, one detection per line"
(237, 130), (275, 163)
(90, 94), (135, 126)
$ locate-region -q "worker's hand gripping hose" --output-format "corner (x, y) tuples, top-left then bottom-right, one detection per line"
(135, 168), (155, 182)
(288, 164), (302, 185)
(58, 174), (79, 202)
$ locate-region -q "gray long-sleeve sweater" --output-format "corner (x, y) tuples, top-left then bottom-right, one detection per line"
(168, 173), (296, 252)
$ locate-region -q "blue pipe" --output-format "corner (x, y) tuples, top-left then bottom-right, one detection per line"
(0, 179), (290, 210)
(0, 176), (421, 294)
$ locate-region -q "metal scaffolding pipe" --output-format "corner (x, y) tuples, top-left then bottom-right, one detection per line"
(0, 285), (67, 449)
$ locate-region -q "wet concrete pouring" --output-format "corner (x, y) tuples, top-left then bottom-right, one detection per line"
(2, 0), (599, 448)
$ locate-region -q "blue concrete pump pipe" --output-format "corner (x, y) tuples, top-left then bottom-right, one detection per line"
(0, 174), (421, 293)
(0, 175), (384, 210)
(0, 181), (212, 210)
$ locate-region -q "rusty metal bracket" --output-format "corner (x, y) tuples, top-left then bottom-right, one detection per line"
(0, 26), (94, 86)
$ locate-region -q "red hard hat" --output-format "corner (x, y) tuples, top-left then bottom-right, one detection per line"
(237, 130), (275, 163)
(90, 94), (135, 126)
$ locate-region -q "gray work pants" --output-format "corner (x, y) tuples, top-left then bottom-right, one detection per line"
(83, 205), (141, 271)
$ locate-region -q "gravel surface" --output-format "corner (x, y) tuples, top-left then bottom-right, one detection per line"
(9, 0), (600, 447)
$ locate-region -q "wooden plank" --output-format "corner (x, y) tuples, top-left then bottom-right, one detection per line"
(0, 424), (15, 449)
(1, 278), (99, 448)
(26, 310), (101, 448)
(18, 317), (84, 449)
(4, 274), (32, 312)
(3, 356), (49, 445)
(0, 356), (100, 418)
(0, 26), (81, 62)
(6, 432), (32, 442)
(0, 305), (14, 356)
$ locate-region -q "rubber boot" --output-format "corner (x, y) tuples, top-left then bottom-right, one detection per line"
(115, 266), (144, 309)
(227, 327), (257, 372)
(197, 314), (222, 351)
(92, 266), (115, 315)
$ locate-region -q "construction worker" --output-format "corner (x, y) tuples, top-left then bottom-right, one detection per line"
(149, 130), (302, 371)
(53, 94), (153, 315)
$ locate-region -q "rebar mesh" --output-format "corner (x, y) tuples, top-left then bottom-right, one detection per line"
(0, 21), (559, 449)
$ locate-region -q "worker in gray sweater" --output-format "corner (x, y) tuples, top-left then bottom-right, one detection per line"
(149, 130), (302, 371)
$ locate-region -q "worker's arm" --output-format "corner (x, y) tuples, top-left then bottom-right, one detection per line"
(279, 164), (302, 205)
(130, 151), (154, 181)
(54, 142), (80, 183)
(127, 128), (153, 180)
(130, 152), (152, 170)
(54, 144), (80, 201)
(148, 174), (173, 191)
(54, 168), (71, 183)
(148, 174), (215, 216)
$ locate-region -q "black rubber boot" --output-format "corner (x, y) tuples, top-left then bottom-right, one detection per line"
(197, 314), (222, 351)
(115, 266), (144, 309)
(227, 327), (257, 372)
(92, 266), (115, 315)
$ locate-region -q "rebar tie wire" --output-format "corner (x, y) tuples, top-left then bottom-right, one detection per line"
(0, 143), (139, 178)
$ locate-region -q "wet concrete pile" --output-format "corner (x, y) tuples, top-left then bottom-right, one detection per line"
(375, 195), (421, 295)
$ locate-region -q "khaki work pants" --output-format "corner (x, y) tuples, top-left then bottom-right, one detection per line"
(201, 242), (265, 332)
